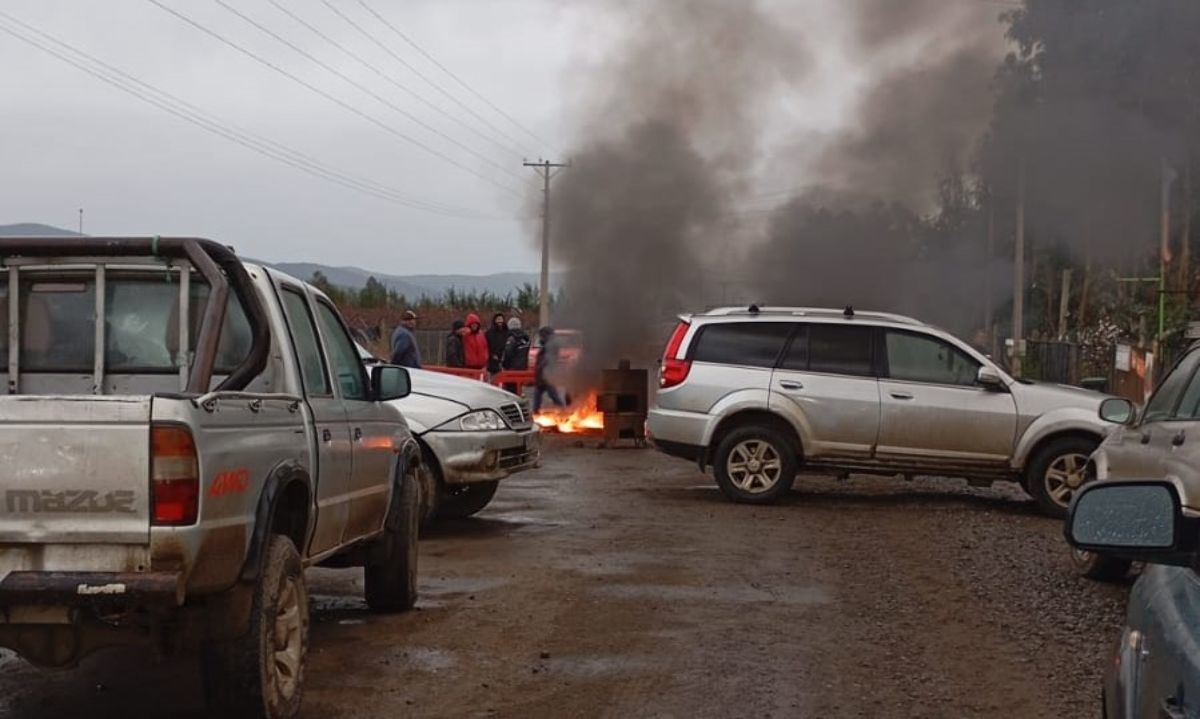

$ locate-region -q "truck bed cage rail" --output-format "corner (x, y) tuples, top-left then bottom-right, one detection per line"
(0, 236), (270, 394)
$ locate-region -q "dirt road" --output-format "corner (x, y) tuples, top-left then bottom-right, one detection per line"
(0, 435), (1127, 718)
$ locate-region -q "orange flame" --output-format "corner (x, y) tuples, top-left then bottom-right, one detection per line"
(534, 391), (604, 434)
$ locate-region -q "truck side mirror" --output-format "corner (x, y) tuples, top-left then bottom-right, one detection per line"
(371, 365), (411, 401)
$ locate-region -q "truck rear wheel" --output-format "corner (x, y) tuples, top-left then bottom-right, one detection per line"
(364, 467), (420, 612)
(203, 534), (308, 719)
(437, 480), (500, 519)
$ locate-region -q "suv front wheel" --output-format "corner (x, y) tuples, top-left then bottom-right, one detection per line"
(713, 426), (797, 504)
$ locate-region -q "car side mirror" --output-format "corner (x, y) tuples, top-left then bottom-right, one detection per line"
(1099, 397), (1136, 426)
(371, 365), (411, 401)
(1065, 481), (1195, 566)
(977, 366), (1004, 389)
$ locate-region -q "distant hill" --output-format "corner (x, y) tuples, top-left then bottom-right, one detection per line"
(270, 262), (560, 300)
(0, 223), (82, 237)
(0, 224), (551, 299)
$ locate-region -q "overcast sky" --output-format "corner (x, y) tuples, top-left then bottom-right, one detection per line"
(0, 1), (977, 275)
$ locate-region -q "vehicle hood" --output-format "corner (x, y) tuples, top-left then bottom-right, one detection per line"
(388, 369), (520, 433)
(1011, 379), (1109, 414)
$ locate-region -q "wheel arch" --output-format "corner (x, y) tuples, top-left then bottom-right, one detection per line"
(707, 409), (803, 468)
(1019, 429), (1103, 483)
(238, 460), (313, 585)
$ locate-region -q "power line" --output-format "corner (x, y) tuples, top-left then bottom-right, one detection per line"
(263, 0), (524, 164)
(146, 0), (523, 197)
(0, 11), (508, 220)
(355, 0), (557, 155)
(328, 0), (542, 158)
(208, 0), (525, 187)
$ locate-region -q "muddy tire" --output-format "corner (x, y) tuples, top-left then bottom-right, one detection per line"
(203, 535), (308, 719)
(1070, 548), (1132, 582)
(713, 426), (797, 504)
(415, 451), (441, 528)
(364, 467), (420, 613)
(437, 480), (500, 519)
(1025, 436), (1099, 518)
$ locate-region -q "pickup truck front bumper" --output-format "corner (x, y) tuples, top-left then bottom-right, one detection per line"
(425, 427), (541, 484)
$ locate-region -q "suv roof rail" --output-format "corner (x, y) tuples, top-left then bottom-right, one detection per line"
(700, 305), (924, 325)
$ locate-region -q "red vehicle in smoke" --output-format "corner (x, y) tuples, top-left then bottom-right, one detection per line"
(528, 328), (584, 369)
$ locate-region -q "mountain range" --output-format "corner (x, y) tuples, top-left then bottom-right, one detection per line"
(0, 223), (556, 299)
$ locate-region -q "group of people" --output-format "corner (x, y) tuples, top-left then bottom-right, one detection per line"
(387, 310), (566, 412)
(442, 312), (532, 375)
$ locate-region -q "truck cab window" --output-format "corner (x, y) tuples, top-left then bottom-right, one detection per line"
(279, 288), (331, 396)
(314, 300), (367, 401)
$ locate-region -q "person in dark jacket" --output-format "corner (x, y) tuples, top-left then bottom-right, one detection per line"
(445, 319), (466, 368)
(533, 326), (567, 413)
(485, 312), (508, 376)
(501, 317), (531, 370)
(462, 313), (489, 370)
(389, 310), (421, 368)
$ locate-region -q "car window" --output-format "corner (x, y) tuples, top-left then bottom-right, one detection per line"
(808, 325), (874, 377)
(885, 331), (980, 386)
(691, 322), (791, 368)
(1143, 349), (1200, 423)
(279, 288), (331, 397)
(1169, 351), (1200, 419)
(108, 278), (251, 373)
(314, 300), (368, 401)
(778, 325), (808, 371)
(19, 280), (95, 372)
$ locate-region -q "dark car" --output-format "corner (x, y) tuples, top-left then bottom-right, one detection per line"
(1066, 476), (1200, 718)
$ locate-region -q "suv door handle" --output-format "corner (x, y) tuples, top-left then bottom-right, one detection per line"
(354, 427), (364, 442)
(1173, 431), (1186, 447)
(778, 380), (804, 391)
(890, 391), (914, 400)
(322, 428), (333, 443)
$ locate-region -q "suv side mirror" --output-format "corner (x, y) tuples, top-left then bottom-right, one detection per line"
(977, 366), (1004, 389)
(1065, 481), (1195, 566)
(371, 365), (411, 401)
(1099, 397), (1136, 425)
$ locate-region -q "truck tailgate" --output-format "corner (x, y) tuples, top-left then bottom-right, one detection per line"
(0, 396), (152, 544)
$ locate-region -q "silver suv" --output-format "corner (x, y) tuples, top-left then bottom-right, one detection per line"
(647, 306), (1115, 517)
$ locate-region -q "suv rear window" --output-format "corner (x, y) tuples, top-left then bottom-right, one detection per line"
(808, 325), (874, 377)
(691, 322), (791, 368)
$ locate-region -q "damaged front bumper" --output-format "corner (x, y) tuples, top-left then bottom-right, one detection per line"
(424, 427), (541, 484)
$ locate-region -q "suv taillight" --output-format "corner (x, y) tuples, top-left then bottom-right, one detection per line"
(151, 425), (199, 526)
(660, 321), (692, 388)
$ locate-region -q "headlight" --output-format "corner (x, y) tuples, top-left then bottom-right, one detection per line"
(440, 409), (506, 432)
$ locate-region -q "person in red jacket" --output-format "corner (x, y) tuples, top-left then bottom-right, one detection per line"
(462, 313), (490, 370)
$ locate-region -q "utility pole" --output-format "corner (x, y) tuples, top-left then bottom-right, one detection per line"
(78, 208), (83, 235)
(1011, 158), (1026, 377)
(1160, 160), (1178, 343)
(524, 159), (568, 329)
(984, 197), (995, 352)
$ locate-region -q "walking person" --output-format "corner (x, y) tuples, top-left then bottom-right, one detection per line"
(389, 310), (422, 369)
(462, 313), (490, 371)
(485, 312), (509, 380)
(533, 326), (567, 413)
(445, 319), (467, 368)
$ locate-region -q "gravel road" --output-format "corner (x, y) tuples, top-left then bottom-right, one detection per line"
(0, 435), (1128, 718)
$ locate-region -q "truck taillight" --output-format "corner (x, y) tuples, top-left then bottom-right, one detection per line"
(151, 425), (199, 526)
(659, 321), (692, 388)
